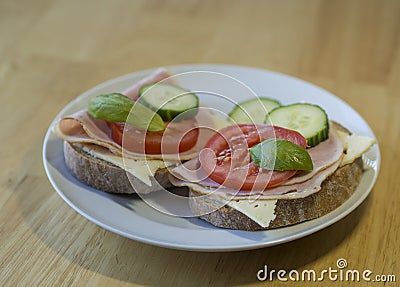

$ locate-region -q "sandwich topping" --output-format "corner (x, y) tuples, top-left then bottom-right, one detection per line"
(170, 100), (374, 200)
(198, 124), (309, 191)
(107, 120), (199, 154)
(53, 68), (228, 187)
(53, 68), (223, 161)
(170, 123), (344, 199)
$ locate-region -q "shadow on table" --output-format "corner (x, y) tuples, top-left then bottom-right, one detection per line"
(134, 196), (371, 286)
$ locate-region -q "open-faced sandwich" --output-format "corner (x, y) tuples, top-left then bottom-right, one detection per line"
(169, 99), (376, 230)
(53, 68), (223, 194)
(54, 67), (376, 231)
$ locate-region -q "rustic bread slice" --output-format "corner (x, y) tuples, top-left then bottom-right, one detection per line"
(63, 141), (172, 194)
(189, 158), (363, 231)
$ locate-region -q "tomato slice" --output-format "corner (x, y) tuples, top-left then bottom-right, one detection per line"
(199, 124), (307, 191)
(108, 119), (199, 154)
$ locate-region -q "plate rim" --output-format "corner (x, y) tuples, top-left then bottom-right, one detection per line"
(42, 64), (381, 252)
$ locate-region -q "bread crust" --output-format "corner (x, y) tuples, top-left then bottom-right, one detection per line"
(189, 158), (363, 231)
(63, 141), (172, 194)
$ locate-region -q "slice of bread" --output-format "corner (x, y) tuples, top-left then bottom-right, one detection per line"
(63, 141), (172, 194)
(188, 157), (363, 231)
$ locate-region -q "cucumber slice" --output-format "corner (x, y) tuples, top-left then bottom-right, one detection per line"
(228, 97), (281, 124)
(139, 83), (199, 121)
(265, 103), (329, 147)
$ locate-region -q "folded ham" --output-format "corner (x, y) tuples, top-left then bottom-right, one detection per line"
(53, 68), (221, 161)
(123, 67), (173, 100)
(54, 109), (219, 161)
(169, 126), (345, 200)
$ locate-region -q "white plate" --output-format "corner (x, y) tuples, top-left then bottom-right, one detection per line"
(43, 64), (380, 252)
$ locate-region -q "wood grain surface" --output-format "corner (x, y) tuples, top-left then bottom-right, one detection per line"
(1, 0), (399, 286)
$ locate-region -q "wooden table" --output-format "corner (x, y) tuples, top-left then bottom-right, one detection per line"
(1, 0), (399, 286)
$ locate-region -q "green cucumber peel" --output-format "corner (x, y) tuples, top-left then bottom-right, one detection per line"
(139, 83), (199, 122)
(249, 138), (313, 171)
(88, 93), (165, 131)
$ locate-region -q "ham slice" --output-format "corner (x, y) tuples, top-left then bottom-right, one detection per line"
(172, 127), (343, 185)
(123, 67), (174, 100)
(53, 67), (225, 161)
(169, 126), (344, 200)
(54, 110), (121, 153)
(170, 158), (341, 200)
(54, 109), (219, 161)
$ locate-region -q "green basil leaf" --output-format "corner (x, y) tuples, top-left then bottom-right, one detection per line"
(88, 93), (133, 122)
(249, 138), (313, 171)
(88, 93), (165, 132)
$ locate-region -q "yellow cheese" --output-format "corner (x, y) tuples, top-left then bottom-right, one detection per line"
(81, 145), (169, 186)
(226, 199), (277, 228)
(337, 131), (376, 167)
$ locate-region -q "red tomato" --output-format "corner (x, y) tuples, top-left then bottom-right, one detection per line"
(199, 124), (307, 191)
(108, 119), (199, 154)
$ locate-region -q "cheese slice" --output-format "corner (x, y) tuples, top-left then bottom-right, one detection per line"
(226, 199), (278, 228)
(337, 131), (376, 167)
(80, 145), (171, 186)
